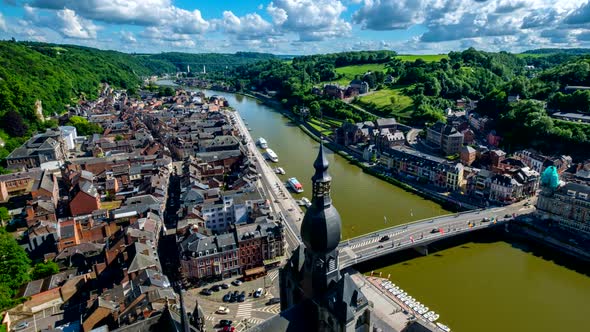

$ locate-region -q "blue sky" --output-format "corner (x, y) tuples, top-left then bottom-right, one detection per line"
(1, 1), (590, 54)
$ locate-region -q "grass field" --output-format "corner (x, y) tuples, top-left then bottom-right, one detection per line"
(355, 87), (414, 119)
(307, 117), (342, 136)
(396, 54), (448, 62)
(329, 63), (388, 85)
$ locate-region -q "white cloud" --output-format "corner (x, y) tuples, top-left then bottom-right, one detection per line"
(215, 11), (275, 40)
(56, 9), (98, 39)
(267, 0), (352, 41)
(120, 31), (136, 44)
(139, 26), (192, 42)
(24, 6), (99, 39)
(0, 13), (7, 32)
(353, 0), (428, 30)
(28, 0), (209, 34)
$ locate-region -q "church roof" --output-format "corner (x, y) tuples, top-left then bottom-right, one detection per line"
(246, 300), (316, 332)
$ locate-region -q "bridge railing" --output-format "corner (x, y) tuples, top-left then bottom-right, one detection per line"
(340, 208), (488, 246)
(340, 220), (507, 267)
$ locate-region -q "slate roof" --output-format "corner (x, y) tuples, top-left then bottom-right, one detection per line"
(246, 300), (316, 332)
(80, 181), (99, 198)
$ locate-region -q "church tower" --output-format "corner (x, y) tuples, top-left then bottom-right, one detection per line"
(300, 143), (342, 297)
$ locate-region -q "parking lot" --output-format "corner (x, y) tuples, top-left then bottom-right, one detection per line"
(183, 269), (281, 332)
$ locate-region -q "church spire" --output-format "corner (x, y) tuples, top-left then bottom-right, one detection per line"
(301, 142), (341, 253)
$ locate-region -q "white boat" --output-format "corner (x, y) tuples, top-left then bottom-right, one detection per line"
(301, 197), (311, 207)
(428, 314), (440, 322)
(436, 323), (451, 332)
(257, 137), (268, 149)
(287, 177), (304, 193)
(265, 149), (279, 162)
(274, 167), (285, 174)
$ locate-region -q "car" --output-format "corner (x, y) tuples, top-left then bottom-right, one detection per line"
(231, 279), (243, 286)
(220, 327), (236, 332)
(200, 288), (212, 296)
(216, 306), (230, 314)
(430, 228), (439, 234)
(238, 291), (246, 302)
(218, 319), (233, 327)
(266, 297), (280, 305)
(221, 283), (230, 289)
(254, 288), (264, 298)
(379, 235), (390, 242)
(222, 292), (231, 302)
(210, 285), (222, 292)
(482, 217), (491, 222)
(504, 214), (512, 218)
(13, 322), (30, 330)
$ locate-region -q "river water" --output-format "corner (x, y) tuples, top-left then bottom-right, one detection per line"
(164, 83), (590, 332)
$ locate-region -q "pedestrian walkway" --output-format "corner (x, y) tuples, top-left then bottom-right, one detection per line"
(268, 270), (279, 282)
(255, 304), (281, 314)
(236, 302), (253, 319)
(348, 231), (404, 249)
(204, 315), (216, 321)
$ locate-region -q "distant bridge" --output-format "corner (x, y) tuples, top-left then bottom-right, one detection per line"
(337, 204), (531, 269)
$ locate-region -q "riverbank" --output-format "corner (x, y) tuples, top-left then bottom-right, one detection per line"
(507, 221), (590, 262)
(239, 90), (469, 212)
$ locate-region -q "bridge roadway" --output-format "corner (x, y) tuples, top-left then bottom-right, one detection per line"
(338, 201), (535, 269)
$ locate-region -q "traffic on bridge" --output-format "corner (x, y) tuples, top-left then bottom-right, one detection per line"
(338, 202), (535, 269)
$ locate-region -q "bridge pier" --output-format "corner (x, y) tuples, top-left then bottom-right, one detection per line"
(413, 245), (429, 256)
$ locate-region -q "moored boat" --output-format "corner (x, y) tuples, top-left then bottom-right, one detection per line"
(257, 137), (268, 149)
(436, 323), (451, 332)
(301, 197), (311, 207)
(287, 177), (304, 193)
(265, 149), (279, 162)
(274, 167), (285, 174)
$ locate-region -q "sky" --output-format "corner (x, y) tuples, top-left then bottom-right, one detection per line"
(2, 0), (590, 55)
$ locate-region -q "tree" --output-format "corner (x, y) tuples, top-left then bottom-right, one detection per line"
(31, 261), (59, 280)
(0, 208), (9, 226)
(1, 111), (28, 137)
(67, 116), (103, 136)
(0, 229), (31, 291)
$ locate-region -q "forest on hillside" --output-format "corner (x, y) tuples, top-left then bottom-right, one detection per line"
(234, 48), (590, 158)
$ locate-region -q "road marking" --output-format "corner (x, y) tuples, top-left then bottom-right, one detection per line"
(255, 304), (281, 314)
(268, 270), (279, 282)
(245, 317), (266, 325)
(205, 315), (216, 321)
(236, 302), (253, 318)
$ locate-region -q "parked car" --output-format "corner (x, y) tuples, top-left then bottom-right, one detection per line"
(379, 235), (390, 242)
(221, 283), (230, 289)
(223, 292), (231, 302)
(231, 280), (243, 286)
(13, 322), (29, 331)
(218, 319), (232, 327)
(482, 217), (491, 222)
(238, 291), (246, 302)
(220, 326), (235, 332)
(266, 297), (280, 305)
(216, 306), (230, 315)
(254, 288), (264, 298)
(210, 285), (222, 292)
(430, 228), (439, 234)
(200, 288), (212, 296)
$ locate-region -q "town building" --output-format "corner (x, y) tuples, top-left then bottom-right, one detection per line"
(6, 129), (69, 170)
(179, 232), (240, 281)
(537, 167), (590, 236)
(426, 121), (464, 155)
(235, 219), (285, 273)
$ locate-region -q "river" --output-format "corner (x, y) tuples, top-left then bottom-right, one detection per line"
(162, 82), (590, 332)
